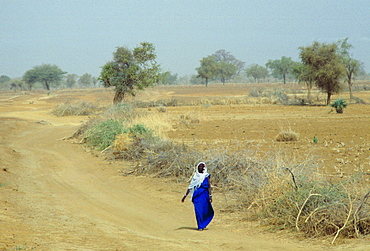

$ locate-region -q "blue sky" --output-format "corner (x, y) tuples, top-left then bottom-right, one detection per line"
(1, 0), (369, 78)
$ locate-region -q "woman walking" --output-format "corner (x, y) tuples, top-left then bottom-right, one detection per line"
(181, 162), (214, 231)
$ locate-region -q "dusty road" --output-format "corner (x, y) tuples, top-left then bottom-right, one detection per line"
(0, 89), (369, 250)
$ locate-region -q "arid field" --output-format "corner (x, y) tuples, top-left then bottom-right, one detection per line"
(1, 82), (369, 250)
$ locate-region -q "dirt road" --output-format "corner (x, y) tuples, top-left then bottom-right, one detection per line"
(0, 90), (368, 250)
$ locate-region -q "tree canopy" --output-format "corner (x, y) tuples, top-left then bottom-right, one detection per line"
(79, 73), (96, 87)
(266, 56), (294, 84)
(196, 56), (218, 87)
(212, 49), (245, 75)
(0, 75), (11, 84)
(65, 74), (78, 88)
(99, 42), (161, 103)
(245, 64), (269, 83)
(299, 41), (345, 105)
(23, 64), (66, 90)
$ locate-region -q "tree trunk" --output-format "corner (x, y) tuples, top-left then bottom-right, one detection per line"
(306, 82), (312, 104)
(205, 78), (208, 87)
(44, 81), (50, 90)
(113, 90), (125, 104)
(283, 74), (286, 84)
(348, 80), (354, 99)
(327, 92), (332, 105)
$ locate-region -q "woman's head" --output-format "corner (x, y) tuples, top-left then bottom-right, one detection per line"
(197, 162), (206, 173)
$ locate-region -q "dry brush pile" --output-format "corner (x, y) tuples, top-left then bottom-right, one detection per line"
(66, 102), (370, 243)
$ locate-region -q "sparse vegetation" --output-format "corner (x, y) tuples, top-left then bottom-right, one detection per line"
(65, 84), (370, 243)
(52, 101), (100, 116)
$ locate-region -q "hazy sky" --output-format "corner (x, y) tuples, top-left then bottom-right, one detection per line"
(1, 0), (369, 79)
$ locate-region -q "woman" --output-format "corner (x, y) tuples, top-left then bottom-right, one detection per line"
(181, 162), (214, 231)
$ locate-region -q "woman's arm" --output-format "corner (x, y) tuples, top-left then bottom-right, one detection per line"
(208, 177), (212, 203)
(181, 189), (190, 203)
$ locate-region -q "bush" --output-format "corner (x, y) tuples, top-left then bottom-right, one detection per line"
(330, 98), (348, 113)
(84, 119), (124, 150)
(260, 174), (370, 241)
(276, 129), (299, 142)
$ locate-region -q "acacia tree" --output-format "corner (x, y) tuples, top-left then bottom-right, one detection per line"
(99, 42), (160, 103)
(212, 49), (245, 75)
(78, 73), (94, 87)
(65, 74), (78, 88)
(0, 75), (11, 84)
(217, 61), (238, 85)
(245, 64), (269, 83)
(299, 42), (345, 105)
(196, 56), (218, 87)
(292, 62), (314, 103)
(337, 38), (363, 99)
(266, 56), (294, 84)
(23, 64), (66, 90)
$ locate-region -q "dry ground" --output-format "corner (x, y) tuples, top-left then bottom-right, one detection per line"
(0, 83), (369, 250)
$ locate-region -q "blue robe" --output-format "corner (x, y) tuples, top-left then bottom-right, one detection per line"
(192, 176), (214, 230)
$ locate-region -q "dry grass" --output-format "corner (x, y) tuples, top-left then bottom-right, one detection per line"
(52, 101), (100, 116)
(276, 127), (299, 142)
(69, 97), (370, 242)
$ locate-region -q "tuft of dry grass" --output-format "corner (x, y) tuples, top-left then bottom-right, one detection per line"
(52, 101), (100, 116)
(276, 127), (299, 142)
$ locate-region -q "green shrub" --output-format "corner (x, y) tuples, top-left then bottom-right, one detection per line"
(330, 98), (348, 113)
(84, 119), (124, 150)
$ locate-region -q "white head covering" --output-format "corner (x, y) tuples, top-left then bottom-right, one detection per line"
(188, 162), (209, 196)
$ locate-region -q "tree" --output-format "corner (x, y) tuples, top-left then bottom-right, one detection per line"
(23, 64), (66, 90)
(9, 79), (25, 91)
(99, 42), (160, 103)
(245, 64), (269, 83)
(337, 38), (364, 99)
(291, 62), (314, 103)
(196, 56), (218, 87)
(65, 74), (78, 88)
(266, 56), (294, 84)
(217, 61), (238, 85)
(78, 73), (94, 87)
(212, 49), (245, 75)
(0, 75), (11, 84)
(299, 42), (345, 105)
(159, 71), (178, 85)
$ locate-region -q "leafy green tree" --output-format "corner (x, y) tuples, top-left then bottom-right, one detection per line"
(23, 64), (66, 90)
(266, 56), (294, 84)
(0, 75), (11, 84)
(292, 62), (314, 103)
(217, 61), (238, 85)
(78, 73), (94, 87)
(245, 64), (269, 83)
(337, 38), (364, 99)
(99, 42), (161, 103)
(160, 71), (178, 85)
(212, 49), (245, 75)
(66, 74), (78, 88)
(196, 56), (218, 87)
(299, 42), (345, 105)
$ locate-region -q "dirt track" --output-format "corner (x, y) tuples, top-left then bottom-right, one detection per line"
(1, 88), (369, 250)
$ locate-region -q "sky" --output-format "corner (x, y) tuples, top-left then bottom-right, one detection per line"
(1, 0), (369, 79)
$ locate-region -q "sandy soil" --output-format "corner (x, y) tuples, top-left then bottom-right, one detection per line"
(1, 85), (369, 250)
